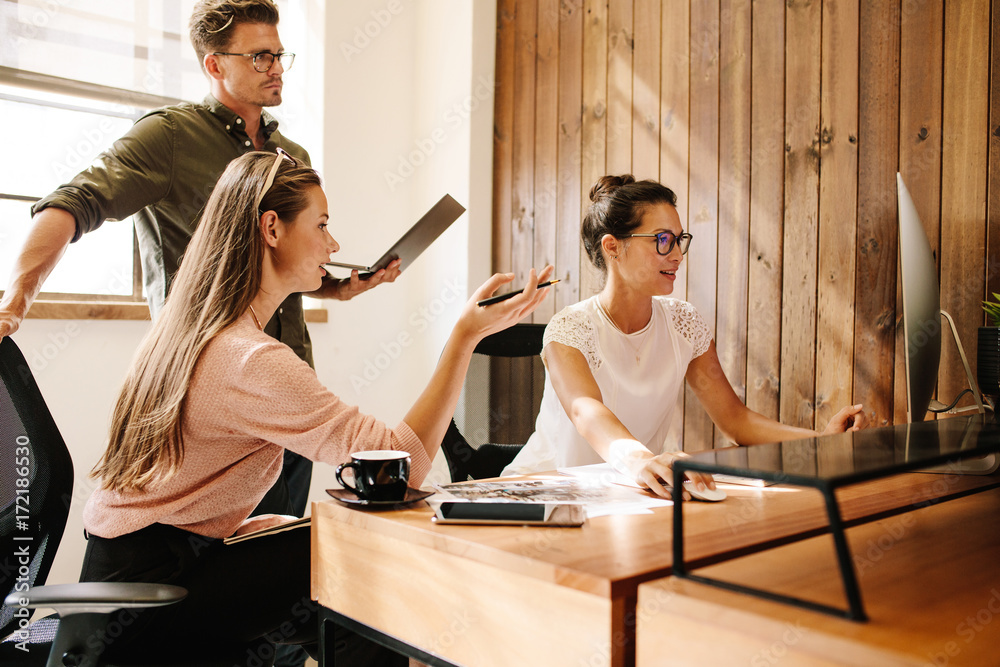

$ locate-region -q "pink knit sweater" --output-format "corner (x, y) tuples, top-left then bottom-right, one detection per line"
(83, 314), (431, 539)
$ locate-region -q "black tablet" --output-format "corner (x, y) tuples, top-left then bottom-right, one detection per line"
(324, 194), (465, 277)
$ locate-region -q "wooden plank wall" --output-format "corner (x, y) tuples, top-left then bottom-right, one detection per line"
(491, 0), (999, 448)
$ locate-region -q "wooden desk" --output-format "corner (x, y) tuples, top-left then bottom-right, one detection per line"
(311, 471), (998, 667)
(637, 486), (1000, 666)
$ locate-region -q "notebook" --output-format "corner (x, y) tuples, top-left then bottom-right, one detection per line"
(324, 194), (465, 277)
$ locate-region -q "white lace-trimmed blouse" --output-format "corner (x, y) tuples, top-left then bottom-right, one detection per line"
(502, 295), (713, 475)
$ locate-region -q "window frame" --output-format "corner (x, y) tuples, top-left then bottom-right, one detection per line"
(0, 65), (182, 309)
(0, 66), (327, 324)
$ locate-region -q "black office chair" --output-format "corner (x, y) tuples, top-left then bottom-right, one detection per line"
(0, 336), (187, 666)
(441, 323), (546, 481)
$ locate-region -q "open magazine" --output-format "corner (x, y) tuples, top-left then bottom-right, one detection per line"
(432, 477), (669, 518)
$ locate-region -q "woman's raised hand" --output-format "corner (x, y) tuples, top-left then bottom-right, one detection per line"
(456, 265), (555, 343)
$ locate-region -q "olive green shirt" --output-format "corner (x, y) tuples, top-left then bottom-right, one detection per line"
(32, 95), (314, 365)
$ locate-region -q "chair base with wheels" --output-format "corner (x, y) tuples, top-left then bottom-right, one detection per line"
(4, 582), (188, 667)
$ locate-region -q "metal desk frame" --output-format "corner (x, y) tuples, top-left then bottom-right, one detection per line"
(672, 416), (1000, 622)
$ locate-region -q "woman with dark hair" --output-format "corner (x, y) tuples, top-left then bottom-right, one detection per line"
(503, 175), (864, 498)
(80, 150), (553, 661)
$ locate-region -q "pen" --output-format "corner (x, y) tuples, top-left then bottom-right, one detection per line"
(477, 280), (560, 307)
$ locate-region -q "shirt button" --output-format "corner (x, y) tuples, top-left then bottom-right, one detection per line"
(236, 118), (242, 124)
(245, 140), (251, 146)
(226, 125), (231, 130)
(279, 308), (284, 314)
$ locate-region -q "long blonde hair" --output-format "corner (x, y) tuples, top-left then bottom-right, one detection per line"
(94, 152), (321, 492)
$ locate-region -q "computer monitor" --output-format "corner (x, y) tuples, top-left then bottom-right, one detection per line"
(897, 173), (943, 422)
(897, 173), (988, 419)
(898, 174), (994, 473)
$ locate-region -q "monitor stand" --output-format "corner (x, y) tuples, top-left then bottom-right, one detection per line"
(920, 310), (995, 474)
(927, 310), (985, 416)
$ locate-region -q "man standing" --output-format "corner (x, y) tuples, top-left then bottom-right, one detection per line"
(0, 2), (403, 664)
(0, 0), (399, 516)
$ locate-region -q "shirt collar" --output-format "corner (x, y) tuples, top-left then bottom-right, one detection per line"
(204, 94), (279, 140)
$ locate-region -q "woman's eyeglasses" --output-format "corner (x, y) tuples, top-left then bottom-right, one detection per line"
(626, 231), (693, 255)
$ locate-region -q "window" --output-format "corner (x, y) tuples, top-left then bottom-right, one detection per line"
(0, 0), (201, 304)
(0, 78), (175, 301)
(0, 0), (319, 315)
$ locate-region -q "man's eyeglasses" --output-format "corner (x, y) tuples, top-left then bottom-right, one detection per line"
(626, 231), (693, 255)
(211, 51), (296, 73)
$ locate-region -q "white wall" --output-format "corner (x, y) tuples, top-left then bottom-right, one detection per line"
(309, 0), (497, 502)
(14, 0), (496, 587)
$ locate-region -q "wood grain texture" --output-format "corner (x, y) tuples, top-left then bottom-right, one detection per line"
(492, 0), (516, 276)
(313, 505), (615, 667)
(313, 470), (999, 665)
(940, 0), (990, 412)
(659, 0), (690, 302)
(312, 471), (998, 599)
(557, 0), (584, 311)
(580, 0), (609, 302)
(816, 0), (859, 430)
(684, 0), (720, 452)
(746, 0), (784, 421)
(630, 0), (660, 180)
(491, 2), (998, 439)
(637, 488), (1000, 667)
(854, 0), (900, 428)
(606, 0), (633, 175)
(511, 0), (537, 287)
(495, 0), (537, 438)
(659, 1), (692, 447)
(780, 0), (821, 430)
(715, 0), (752, 448)
(533, 0), (560, 323)
(24, 301), (151, 321)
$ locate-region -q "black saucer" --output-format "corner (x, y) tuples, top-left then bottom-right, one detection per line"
(326, 487), (433, 509)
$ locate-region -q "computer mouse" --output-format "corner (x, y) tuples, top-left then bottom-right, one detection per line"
(682, 480), (727, 502)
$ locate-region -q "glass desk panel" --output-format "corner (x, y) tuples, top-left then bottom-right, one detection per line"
(676, 415), (1000, 488)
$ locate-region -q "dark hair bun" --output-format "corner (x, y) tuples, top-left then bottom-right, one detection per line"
(589, 174), (636, 202)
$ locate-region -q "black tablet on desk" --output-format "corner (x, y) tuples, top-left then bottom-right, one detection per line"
(430, 501), (586, 526)
(324, 194), (465, 277)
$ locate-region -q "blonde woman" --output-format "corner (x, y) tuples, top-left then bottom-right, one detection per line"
(503, 175), (865, 498)
(80, 150), (553, 662)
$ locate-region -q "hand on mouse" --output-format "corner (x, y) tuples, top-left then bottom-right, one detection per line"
(628, 450), (717, 501)
(682, 480), (727, 502)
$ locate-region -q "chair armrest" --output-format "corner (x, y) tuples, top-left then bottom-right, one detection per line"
(5, 582), (186, 615)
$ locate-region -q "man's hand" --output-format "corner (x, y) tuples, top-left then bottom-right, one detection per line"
(0, 308), (22, 340)
(0, 290), (30, 340)
(0, 207), (78, 340)
(320, 258), (402, 301)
